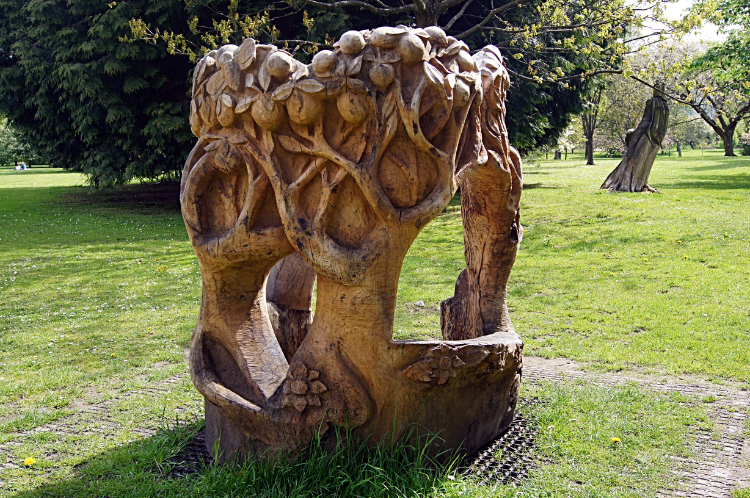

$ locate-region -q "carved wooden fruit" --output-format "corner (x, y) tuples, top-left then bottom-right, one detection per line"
(369, 63), (395, 91)
(336, 91), (368, 124)
(339, 31), (366, 55)
(287, 90), (323, 125)
(181, 28), (524, 463)
(251, 97), (284, 130)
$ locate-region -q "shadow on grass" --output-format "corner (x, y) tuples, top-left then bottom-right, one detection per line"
(686, 159), (750, 172)
(523, 182), (562, 190)
(9, 421), (457, 498)
(657, 172), (750, 190)
(59, 181), (181, 215)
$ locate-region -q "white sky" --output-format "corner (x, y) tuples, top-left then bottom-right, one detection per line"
(660, 0), (725, 41)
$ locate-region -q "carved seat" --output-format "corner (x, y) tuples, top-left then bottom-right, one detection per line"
(181, 26), (524, 461)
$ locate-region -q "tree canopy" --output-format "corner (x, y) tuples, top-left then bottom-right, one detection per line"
(0, 0), (705, 186)
(131, 0), (687, 154)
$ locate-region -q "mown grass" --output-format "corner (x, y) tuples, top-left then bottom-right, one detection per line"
(5, 381), (709, 497)
(0, 149), (745, 495)
(398, 148), (750, 383)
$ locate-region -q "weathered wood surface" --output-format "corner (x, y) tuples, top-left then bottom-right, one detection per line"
(601, 87), (669, 192)
(181, 27), (524, 462)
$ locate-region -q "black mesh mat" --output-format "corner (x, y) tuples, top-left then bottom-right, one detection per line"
(166, 399), (540, 483)
(460, 399), (540, 485)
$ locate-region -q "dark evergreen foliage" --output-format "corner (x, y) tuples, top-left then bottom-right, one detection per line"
(0, 0), (196, 186)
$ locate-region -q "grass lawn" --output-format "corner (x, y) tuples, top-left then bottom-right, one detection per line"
(0, 148), (747, 496)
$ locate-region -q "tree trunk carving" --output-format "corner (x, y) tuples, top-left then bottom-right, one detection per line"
(181, 28), (524, 462)
(601, 88), (669, 192)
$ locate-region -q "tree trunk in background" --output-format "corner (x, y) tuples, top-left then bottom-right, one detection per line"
(722, 124), (737, 156)
(601, 89), (669, 192)
(554, 150), (562, 160)
(676, 141), (682, 157)
(581, 87), (602, 166)
(582, 118), (595, 165)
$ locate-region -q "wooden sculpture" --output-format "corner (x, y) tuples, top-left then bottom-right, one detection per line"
(180, 26), (524, 462)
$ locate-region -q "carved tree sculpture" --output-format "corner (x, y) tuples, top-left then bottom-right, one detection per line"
(601, 86), (669, 192)
(180, 26), (524, 462)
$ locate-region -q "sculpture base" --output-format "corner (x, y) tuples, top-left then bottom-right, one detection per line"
(203, 332), (523, 462)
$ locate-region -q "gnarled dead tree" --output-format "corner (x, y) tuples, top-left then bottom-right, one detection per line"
(601, 86), (669, 192)
(180, 26), (524, 462)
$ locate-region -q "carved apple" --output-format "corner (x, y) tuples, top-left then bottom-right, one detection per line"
(251, 98), (284, 130)
(287, 90), (324, 125)
(369, 63), (395, 91)
(337, 91), (369, 124)
(340, 31), (366, 55)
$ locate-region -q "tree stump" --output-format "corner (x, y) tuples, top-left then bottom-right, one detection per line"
(601, 87), (669, 192)
(180, 27), (524, 462)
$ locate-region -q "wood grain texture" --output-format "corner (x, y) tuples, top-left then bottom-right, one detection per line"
(181, 28), (524, 462)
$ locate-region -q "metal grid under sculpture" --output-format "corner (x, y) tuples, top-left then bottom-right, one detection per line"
(180, 25), (524, 461)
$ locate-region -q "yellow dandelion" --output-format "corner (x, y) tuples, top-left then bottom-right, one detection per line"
(24, 457), (35, 466)
(111, 353), (116, 357)
(611, 437), (621, 443)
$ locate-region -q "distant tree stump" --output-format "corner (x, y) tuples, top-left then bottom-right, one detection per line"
(601, 87), (669, 192)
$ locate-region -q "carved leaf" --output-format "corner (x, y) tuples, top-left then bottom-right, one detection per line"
(333, 58), (346, 78)
(290, 379), (308, 395)
(277, 134), (314, 154)
(222, 60), (243, 92)
(346, 55), (363, 76)
(259, 63), (271, 92)
(245, 73), (257, 91)
(457, 346), (489, 367)
(347, 78), (368, 94)
(440, 40), (468, 57)
(483, 45), (503, 62)
(235, 95), (258, 114)
(215, 144), (240, 172)
(362, 47), (377, 62)
(216, 94), (235, 127)
(326, 79), (345, 94)
(291, 362), (307, 379)
(437, 369), (451, 385)
(262, 94), (274, 111)
(292, 64), (309, 82)
(306, 394), (321, 406)
(228, 133), (249, 144)
(411, 28), (430, 40)
(423, 41), (432, 60)
(192, 58), (209, 93)
(382, 26), (408, 35)
(307, 370), (319, 380)
(261, 129), (274, 154)
(403, 361), (433, 383)
(236, 38), (256, 69)
(296, 79), (326, 94)
(272, 82), (294, 102)
(206, 71), (227, 96)
(382, 90), (397, 120)
(204, 140), (222, 152)
(424, 62), (444, 87)
(309, 380), (327, 394)
(292, 396), (307, 412)
(197, 98), (215, 126)
(381, 51), (402, 64)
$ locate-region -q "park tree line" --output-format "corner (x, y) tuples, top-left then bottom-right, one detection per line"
(0, 0), (744, 186)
